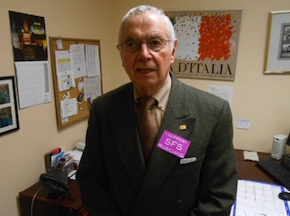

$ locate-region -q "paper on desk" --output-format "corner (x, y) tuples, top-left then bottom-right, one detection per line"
(68, 170), (76, 180)
(71, 150), (83, 162)
(243, 151), (259, 161)
(231, 180), (289, 216)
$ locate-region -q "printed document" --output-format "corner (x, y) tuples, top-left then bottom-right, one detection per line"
(55, 50), (76, 92)
(85, 44), (101, 77)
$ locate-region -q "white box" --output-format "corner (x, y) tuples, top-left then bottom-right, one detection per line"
(271, 134), (288, 160)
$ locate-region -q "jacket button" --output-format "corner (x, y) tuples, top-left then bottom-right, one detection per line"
(115, 187), (120, 193)
(176, 200), (183, 205)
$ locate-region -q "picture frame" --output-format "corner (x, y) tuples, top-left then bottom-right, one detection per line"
(264, 10), (290, 73)
(9, 11), (47, 61)
(166, 10), (243, 81)
(0, 76), (19, 136)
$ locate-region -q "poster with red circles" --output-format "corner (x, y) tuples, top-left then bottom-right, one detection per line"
(166, 10), (242, 81)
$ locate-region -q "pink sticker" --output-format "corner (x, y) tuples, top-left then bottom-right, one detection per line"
(157, 130), (191, 158)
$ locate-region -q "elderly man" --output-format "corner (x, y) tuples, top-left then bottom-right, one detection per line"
(77, 5), (238, 216)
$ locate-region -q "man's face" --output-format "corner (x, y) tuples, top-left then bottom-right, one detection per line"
(118, 13), (177, 95)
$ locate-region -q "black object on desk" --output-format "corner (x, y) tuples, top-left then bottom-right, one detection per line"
(256, 159), (290, 191)
(279, 191), (290, 201)
(40, 166), (69, 198)
(19, 180), (88, 216)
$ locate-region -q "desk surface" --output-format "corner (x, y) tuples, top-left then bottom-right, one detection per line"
(19, 179), (87, 216)
(235, 149), (279, 185)
(19, 149), (280, 216)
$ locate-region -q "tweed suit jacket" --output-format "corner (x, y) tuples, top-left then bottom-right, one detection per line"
(77, 74), (238, 216)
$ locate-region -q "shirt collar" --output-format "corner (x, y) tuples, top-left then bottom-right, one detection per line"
(134, 77), (172, 111)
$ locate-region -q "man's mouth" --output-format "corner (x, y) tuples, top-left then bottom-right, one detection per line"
(137, 68), (154, 73)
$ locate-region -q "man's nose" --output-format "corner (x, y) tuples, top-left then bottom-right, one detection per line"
(137, 43), (152, 60)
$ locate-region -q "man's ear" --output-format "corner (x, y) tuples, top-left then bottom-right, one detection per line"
(170, 39), (178, 64)
(117, 45), (125, 67)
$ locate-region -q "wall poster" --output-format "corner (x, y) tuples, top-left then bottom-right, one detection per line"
(166, 10), (242, 81)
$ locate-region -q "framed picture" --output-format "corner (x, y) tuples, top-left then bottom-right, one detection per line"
(0, 76), (19, 136)
(166, 10), (243, 81)
(9, 11), (47, 61)
(265, 10), (290, 73)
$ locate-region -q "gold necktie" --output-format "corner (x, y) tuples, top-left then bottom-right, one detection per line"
(137, 96), (158, 164)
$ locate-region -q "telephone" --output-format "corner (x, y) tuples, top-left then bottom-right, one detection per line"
(40, 166), (69, 198)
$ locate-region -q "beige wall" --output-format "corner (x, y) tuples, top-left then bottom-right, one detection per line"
(0, 0), (290, 215)
(0, 0), (113, 215)
(110, 0), (290, 152)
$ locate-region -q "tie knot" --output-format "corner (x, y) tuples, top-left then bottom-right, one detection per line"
(139, 96), (156, 110)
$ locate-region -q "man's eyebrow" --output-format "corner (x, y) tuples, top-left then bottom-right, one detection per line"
(122, 37), (139, 42)
(122, 34), (165, 42)
(147, 34), (164, 39)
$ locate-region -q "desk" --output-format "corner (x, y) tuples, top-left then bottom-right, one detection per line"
(235, 149), (279, 184)
(19, 179), (88, 216)
(19, 150), (278, 216)
(234, 150), (288, 216)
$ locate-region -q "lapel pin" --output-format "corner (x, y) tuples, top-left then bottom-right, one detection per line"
(179, 125), (187, 130)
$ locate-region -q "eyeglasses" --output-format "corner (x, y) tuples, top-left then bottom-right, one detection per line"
(119, 38), (171, 53)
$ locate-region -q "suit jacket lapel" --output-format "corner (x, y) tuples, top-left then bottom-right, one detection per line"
(109, 83), (146, 190)
(131, 74), (196, 214)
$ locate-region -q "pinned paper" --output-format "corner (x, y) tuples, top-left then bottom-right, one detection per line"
(61, 98), (78, 118)
(56, 39), (63, 49)
(70, 44), (87, 79)
(237, 118), (250, 130)
(63, 92), (71, 100)
(78, 78), (84, 92)
(209, 85), (233, 108)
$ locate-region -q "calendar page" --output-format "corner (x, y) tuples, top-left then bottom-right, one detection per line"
(15, 61), (51, 109)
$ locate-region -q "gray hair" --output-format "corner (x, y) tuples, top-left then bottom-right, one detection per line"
(118, 5), (176, 52)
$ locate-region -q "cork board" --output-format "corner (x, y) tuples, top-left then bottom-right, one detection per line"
(49, 37), (102, 130)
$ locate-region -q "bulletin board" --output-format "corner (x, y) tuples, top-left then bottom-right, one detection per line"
(49, 37), (103, 130)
